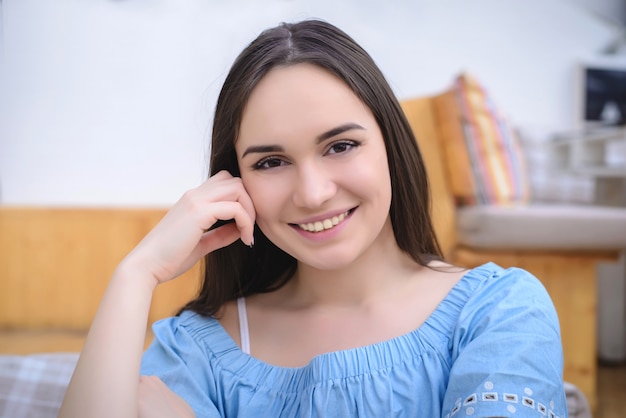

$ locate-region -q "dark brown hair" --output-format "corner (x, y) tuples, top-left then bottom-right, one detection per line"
(181, 19), (442, 317)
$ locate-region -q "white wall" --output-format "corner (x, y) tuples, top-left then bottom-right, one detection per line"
(570, 0), (626, 26)
(0, 0), (621, 206)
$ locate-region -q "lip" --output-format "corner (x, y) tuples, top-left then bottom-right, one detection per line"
(289, 207), (357, 241)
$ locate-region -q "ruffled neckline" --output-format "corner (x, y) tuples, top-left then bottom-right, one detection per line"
(179, 262), (500, 393)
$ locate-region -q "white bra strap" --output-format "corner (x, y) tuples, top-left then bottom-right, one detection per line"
(237, 297), (251, 354)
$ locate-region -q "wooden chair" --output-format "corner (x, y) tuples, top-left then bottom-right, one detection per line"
(401, 94), (622, 411)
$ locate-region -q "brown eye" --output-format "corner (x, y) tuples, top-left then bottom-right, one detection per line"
(327, 140), (359, 155)
(254, 157), (289, 170)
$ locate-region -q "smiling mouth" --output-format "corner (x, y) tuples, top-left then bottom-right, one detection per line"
(294, 209), (354, 233)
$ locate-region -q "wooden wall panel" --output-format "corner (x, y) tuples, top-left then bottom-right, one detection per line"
(0, 208), (199, 331)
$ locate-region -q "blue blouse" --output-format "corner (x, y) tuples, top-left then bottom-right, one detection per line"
(140, 263), (568, 417)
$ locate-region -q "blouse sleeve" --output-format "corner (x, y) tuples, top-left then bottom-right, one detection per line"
(442, 266), (568, 418)
(140, 314), (222, 418)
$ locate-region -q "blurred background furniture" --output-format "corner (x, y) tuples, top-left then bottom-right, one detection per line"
(551, 127), (626, 364)
(400, 73), (626, 411)
(565, 381), (593, 418)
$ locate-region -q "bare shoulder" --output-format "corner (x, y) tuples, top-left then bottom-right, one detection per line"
(404, 260), (469, 309)
(422, 259), (469, 284)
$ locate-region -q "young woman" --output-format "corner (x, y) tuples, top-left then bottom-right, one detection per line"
(59, 19), (567, 418)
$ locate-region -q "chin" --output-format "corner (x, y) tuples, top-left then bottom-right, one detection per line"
(294, 248), (361, 271)
(259, 227), (368, 271)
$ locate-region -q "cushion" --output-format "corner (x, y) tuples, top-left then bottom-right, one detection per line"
(456, 203), (626, 250)
(0, 353), (78, 418)
(435, 73), (530, 206)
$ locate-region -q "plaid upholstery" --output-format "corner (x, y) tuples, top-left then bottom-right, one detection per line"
(0, 353), (78, 418)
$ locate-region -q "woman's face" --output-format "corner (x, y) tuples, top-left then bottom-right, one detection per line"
(236, 63), (393, 270)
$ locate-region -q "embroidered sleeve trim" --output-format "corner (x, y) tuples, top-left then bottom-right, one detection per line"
(444, 382), (563, 418)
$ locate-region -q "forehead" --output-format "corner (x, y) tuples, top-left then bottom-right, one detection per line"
(237, 64), (375, 148)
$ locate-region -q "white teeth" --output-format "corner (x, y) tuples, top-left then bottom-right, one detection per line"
(298, 210), (350, 232)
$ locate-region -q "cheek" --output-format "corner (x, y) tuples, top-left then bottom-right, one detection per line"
(368, 167), (392, 211)
(241, 176), (282, 223)
(373, 149), (392, 194)
(351, 154), (392, 195)
(243, 179), (286, 244)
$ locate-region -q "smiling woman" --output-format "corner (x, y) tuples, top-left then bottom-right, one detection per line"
(58, 19), (568, 418)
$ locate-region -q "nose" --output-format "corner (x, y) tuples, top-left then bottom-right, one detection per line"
(291, 161), (337, 208)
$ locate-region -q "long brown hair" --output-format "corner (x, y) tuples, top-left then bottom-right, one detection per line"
(181, 19), (442, 317)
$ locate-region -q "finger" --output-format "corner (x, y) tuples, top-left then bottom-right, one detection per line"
(210, 170), (235, 180)
(202, 201), (255, 246)
(198, 223), (241, 254)
(199, 174), (257, 227)
(233, 183), (256, 227)
(230, 189), (256, 245)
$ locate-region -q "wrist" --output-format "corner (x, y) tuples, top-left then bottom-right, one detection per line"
(113, 255), (161, 293)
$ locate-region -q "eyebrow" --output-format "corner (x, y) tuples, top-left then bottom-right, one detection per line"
(241, 122), (365, 158)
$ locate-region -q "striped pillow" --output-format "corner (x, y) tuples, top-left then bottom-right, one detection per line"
(442, 73), (530, 206)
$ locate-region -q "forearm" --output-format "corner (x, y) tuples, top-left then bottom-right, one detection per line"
(58, 262), (157, 418)
(58, 173), (253, 418)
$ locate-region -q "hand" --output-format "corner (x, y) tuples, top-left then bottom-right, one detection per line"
(138, 375), (196, 418)
(123, 170), (256, 285)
